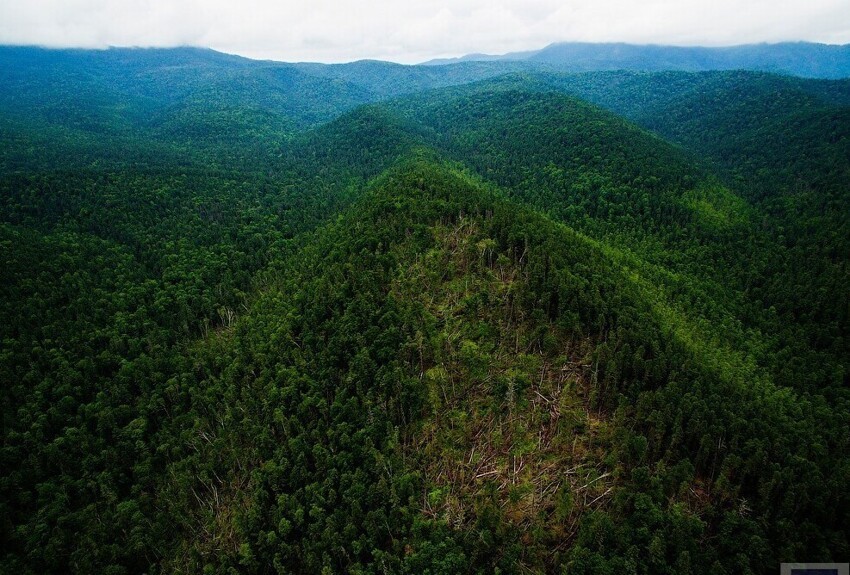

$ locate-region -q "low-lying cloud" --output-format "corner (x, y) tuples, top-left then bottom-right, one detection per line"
(1, 0), (848, 63)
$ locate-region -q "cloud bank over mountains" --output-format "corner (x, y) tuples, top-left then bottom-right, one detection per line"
(1, 0), (849, 63)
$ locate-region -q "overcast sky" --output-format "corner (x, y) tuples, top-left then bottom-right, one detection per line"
(1, 0), (849, 64)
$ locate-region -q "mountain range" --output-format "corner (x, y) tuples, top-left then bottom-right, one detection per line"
(423, 41), (850, 78)
(1, 44), (848, 575)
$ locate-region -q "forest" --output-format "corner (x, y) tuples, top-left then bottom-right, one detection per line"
(1, 46), (848, 574)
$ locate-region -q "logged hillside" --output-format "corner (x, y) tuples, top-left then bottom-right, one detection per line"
(1, 48), (848, 574)
(146, 159), (849, 574)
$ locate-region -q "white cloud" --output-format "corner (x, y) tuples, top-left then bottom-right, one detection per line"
(0, 0), (848, 63)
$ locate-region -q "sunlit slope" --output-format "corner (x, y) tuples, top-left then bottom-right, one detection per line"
(537, 70), (850, 383)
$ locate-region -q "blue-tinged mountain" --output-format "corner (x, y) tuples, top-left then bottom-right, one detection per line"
(0, 46), (528, 142)
(0, 47), (372, 143)
(425, 41), (850, 79)
(289, 58), (534, 98)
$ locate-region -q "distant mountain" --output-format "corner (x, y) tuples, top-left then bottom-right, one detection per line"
(421, 49), (540, 65)
(424, 41), (850, 78)
(0, 47), (529, 142)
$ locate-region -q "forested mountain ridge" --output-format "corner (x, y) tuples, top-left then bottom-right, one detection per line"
(0, 46), (531, 145)
(424, 41), (850, 79)
(1, 47), (848, 574)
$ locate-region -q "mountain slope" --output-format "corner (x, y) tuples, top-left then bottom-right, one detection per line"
(1, 47), (848, 575)
(142, 158), (849, 573)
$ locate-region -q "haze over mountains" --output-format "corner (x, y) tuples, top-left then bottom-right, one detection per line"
(1, 42), (848, 575)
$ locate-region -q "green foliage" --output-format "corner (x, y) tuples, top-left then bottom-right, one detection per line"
(1, 49), (848, 575)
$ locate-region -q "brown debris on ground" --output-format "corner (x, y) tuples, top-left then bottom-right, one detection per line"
(393, 219), (615, 560)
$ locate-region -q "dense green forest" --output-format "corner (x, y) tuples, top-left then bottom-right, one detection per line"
(1, 47), (848, 574)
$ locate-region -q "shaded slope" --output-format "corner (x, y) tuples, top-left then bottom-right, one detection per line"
(535, 70), (850, 209)
(0, 100), (431, 575)
(387, 86), (702, 234)
(147, 66), (375, 145)
(0, 129), (410, 575)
